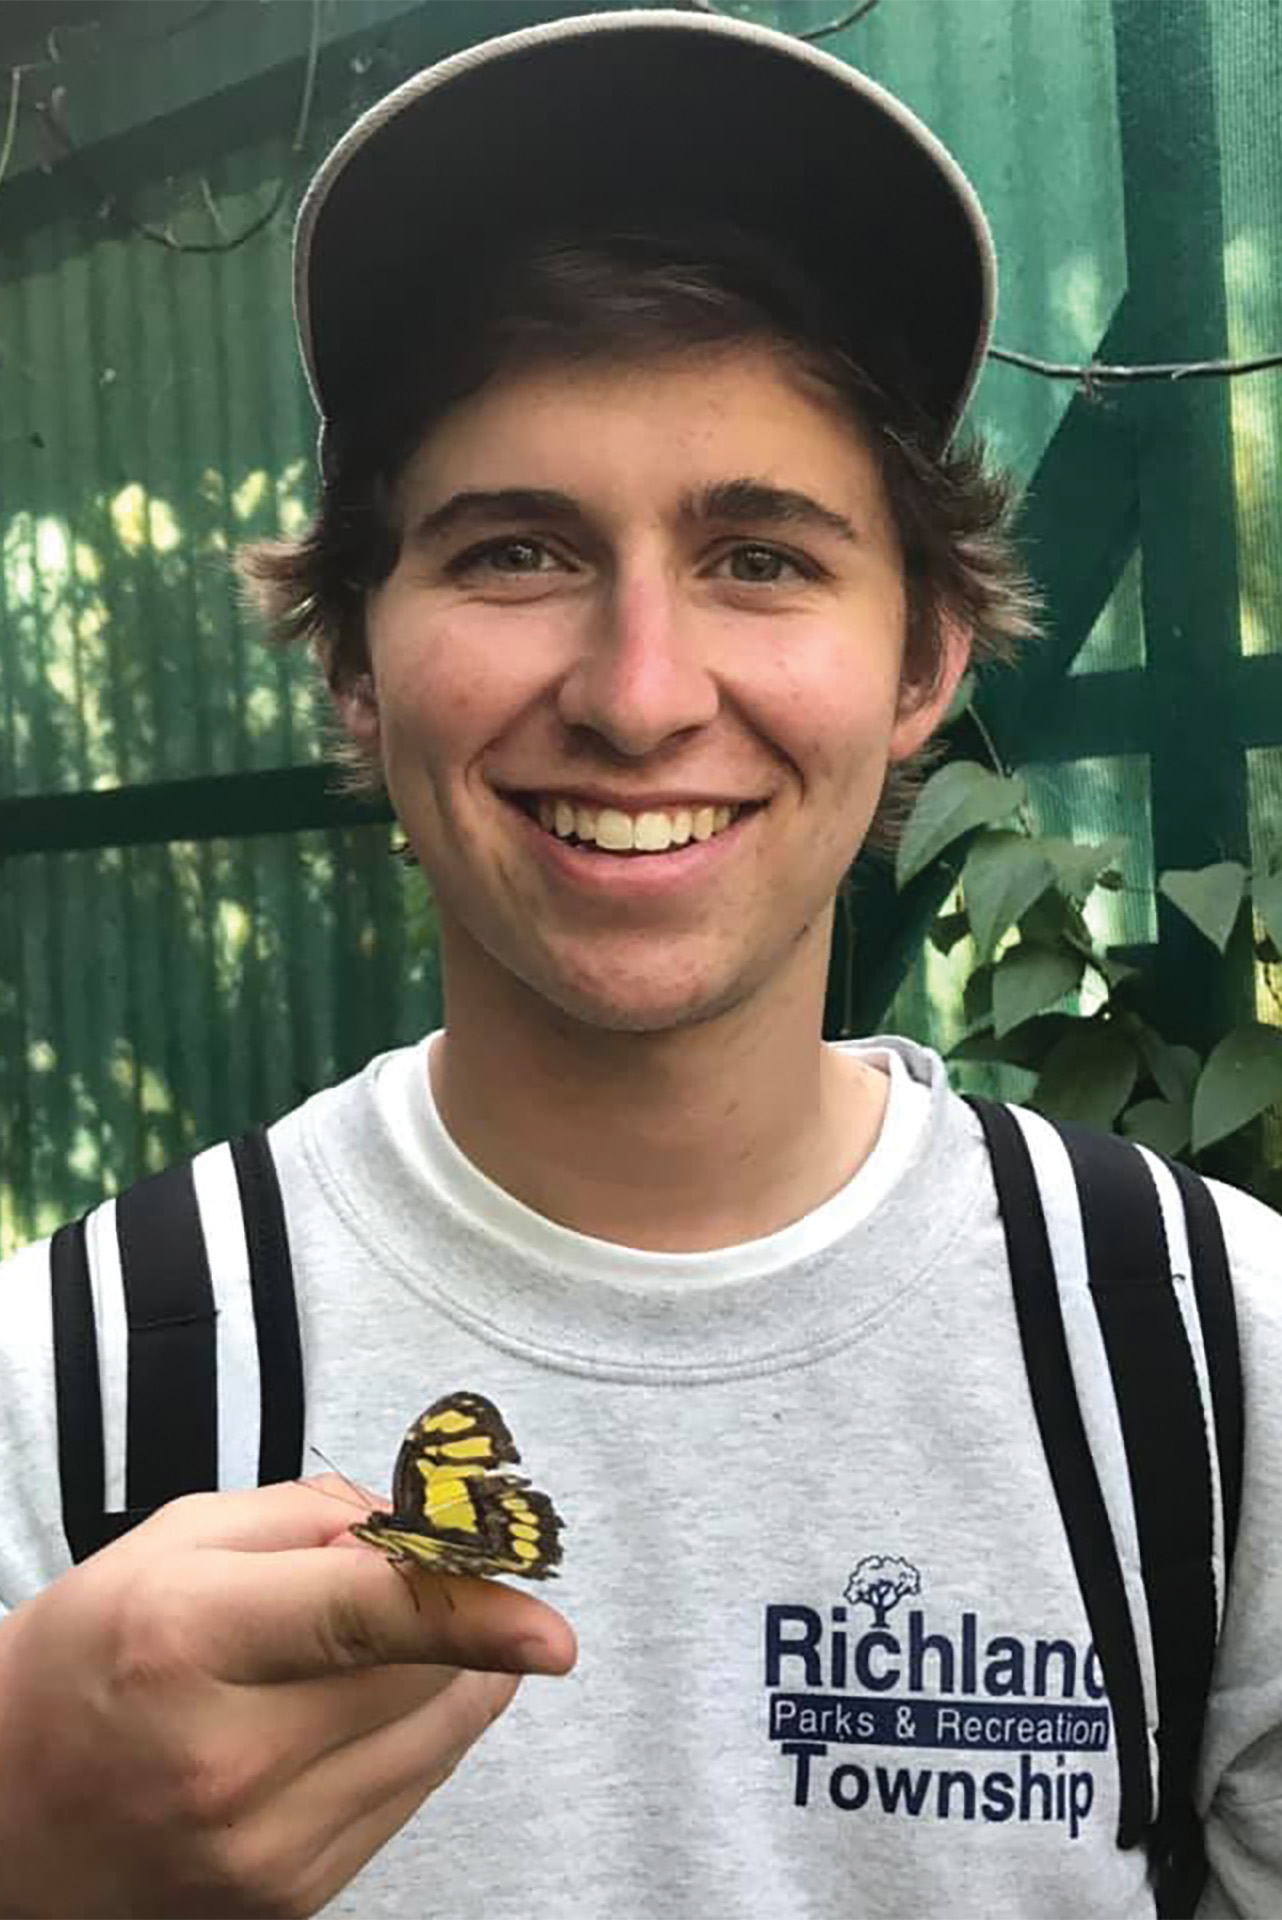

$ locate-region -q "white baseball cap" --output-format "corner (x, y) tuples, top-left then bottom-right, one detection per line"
(294, 8), (995, 452)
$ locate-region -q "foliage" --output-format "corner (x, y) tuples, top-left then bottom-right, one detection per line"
(900, 758), (1282, 1197)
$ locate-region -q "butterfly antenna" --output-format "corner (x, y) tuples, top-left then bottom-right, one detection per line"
(305, 1444), (377, 1513)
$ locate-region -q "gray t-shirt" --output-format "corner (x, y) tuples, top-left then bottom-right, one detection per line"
(1, 1036), (1280, 1918)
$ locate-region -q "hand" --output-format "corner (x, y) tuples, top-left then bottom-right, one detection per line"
(0, 1478), (576, 1918)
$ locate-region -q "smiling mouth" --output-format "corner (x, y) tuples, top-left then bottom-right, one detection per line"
(510, 794), (761, 855)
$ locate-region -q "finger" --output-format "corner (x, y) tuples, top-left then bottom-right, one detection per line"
(197, 1545), (578, 1684)
(131, 1478), (380, 1556)
(273, 1670), (522, 1909)
(213, 1660), (466, 1809)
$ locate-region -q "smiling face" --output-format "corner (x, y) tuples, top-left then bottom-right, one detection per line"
(343, 342), (969, 1036)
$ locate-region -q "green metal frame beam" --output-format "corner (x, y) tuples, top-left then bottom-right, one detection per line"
(0, 764), (393, 860)
(1022, 654), (1282, 764)
(835, 2), (1268, 1046)
(0, 0), (426, 194)
(978, 307), (1140, 763)
(0, 0), (606, 188)
(831, 309), (1142, 1037)
(0, 0), (602, 259)
(1112, 0), (1252, 1052)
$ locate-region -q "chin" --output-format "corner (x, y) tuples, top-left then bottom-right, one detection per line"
(524, 961), (751, 1038)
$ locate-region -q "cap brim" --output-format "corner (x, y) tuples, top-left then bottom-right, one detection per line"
(296, 8), (994, 450)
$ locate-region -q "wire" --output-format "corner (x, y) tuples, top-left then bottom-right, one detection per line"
(5, 0), (1282, 381)
(22, 0), (322, 256)
(989, 344), (1282, 386)
(130, 0), (321, 255)
(683, 0), (882, 41)
(0, 65), (22, 193)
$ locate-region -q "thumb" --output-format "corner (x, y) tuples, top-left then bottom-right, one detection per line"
(201, 1543), (578, 1685)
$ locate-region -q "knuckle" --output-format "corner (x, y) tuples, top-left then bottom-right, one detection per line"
(207, 1828), (322, 1920)
(313, 1591), (384, 1673)
(108, 1577), (197, 1693)
(171, 1738), (262, 1831)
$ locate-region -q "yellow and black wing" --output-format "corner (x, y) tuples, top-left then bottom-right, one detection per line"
(351, 1390), (564, 1581)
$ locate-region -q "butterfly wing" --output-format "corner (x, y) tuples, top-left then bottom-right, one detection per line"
(353, 1477), (564, 1579)
(389, 1390), (521, 1514)
(355, 1391), (564, 1581)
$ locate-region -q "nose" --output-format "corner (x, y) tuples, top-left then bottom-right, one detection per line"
(556, 567), (719, 756)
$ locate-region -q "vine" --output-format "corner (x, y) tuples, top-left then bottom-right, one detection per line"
(897, 740), (1282, 1197)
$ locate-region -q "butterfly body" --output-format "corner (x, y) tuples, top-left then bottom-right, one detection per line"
(351, 1391), (564, 1581)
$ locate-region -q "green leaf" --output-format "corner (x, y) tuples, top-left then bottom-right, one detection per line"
(1191, 1023), (1282, 1153)
(1094, 953), (1141, 990)
(949, 1012), (1077, 1069)
(1133, 1023), (1201, 1106)
(896, 762), (1027, 889)
(963, 964), (993, 1029)
(929, 910), (971, 956)
(1018, 891), (1074, 946)
(992, 942), (1084, 1037)
(962, 832), (1057, 963)
(1041, 836), (1129, 902)
(1034, 1022), (1140, 1129)
(1254, 865), (1282, 956)
(1122, 1097), (1191, 1157)
(1158, 861), (1249, 952)
(1018, 888), (1097, 962)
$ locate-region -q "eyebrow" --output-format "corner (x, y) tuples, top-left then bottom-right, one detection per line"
(406, 478), (860, 547)
(407, 488), (581, 545)
(683, 479), (860, 545)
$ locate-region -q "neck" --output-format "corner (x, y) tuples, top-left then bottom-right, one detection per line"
(429, 935), (888, 1254)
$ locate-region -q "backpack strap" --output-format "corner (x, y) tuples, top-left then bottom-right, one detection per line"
(230, 1131), (306, 1487)
(49, 1127), (303, 1564)
(967, 1097), (1242, 1920)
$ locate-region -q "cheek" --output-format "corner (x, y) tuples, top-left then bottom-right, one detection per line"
(372, 609), (528, 765)
(731, 622), (904, 782)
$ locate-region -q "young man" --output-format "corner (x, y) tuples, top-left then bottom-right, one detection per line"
(0, 12), (1278, 1918)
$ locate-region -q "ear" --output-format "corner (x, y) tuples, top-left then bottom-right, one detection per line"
(888, 615), (972, 764)
(331, 669), (381, 753)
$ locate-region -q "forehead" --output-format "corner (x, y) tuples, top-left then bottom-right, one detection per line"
(393, 341), (888, 517)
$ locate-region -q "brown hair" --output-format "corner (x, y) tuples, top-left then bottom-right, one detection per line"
(240, 225), (1038, 848)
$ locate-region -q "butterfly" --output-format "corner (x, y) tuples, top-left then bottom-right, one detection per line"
(350, 1390), (565, 1581)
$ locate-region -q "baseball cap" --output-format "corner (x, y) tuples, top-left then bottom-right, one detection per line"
(294, 7), (995, 453)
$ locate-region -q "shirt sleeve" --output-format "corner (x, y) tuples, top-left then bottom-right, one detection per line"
(1196, 1178), (1282, 1917)
(0, 1235), (76, 1606)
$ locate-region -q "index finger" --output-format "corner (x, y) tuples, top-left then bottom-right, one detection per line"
(200, 1544), (578, 1685)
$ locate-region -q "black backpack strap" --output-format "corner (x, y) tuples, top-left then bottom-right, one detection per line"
(968, 1098), (1242, 1919)
(967, 1098), (1154, 1846)
(49, 1127), (303, 1564)
(1058, 1122), (1222, 1919)
(1168, 1158), (1243, 1580)
(230, 1129), (305, 1488)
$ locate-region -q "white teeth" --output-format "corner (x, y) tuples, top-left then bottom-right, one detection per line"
(531, 796), (745, 852)
(595, 808), (634, 851)
(633, 811), (673, 852)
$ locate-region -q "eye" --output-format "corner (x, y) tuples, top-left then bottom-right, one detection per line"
(713, 543), (815, 585)
(447, 537), (567, 578)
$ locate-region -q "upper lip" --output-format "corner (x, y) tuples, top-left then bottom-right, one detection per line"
(501, 785), (766, 810)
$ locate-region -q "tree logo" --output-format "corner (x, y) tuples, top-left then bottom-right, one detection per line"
(844, 1555), (922, 1627)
